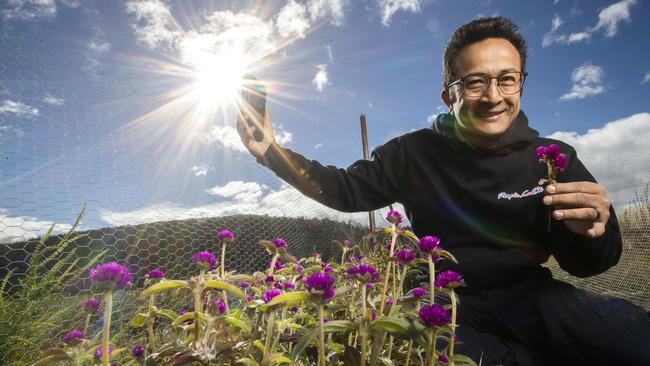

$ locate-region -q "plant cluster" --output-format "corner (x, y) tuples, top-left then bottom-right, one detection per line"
(34, 211), (476, 366)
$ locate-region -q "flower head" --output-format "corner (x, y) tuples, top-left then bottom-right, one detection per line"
(217, 229), (234, 244)
(265, 275), (275, 283)
(304, 271), (335, 300)
(411, 287), (427, 299)
(147, 268), (165, 279)
(395, 248), (417, 265)
(263, 289), (282, 303)
(239, 281), (250, 289)
(417, 236), (441, 253)
(193, 251), (217, 270)
(274, 281), (283, 289)
(245, 294), (254, 302)
(342, 240), (351, 248)
(132, 344), (144, 358)
(386, 210), (403, 225)
(89, 262), (131, 289)
(419, 304), (450, 327)
(80, 298), (101, 313)
(347, 263), (379, 283)
(284, 281), (295, 290)
(537, 144), (567, 172)
(385, 299), (394, 306)
(94, 346), (113, 360)
(434, 270), (463, 289)
(214, 299), (227, 315)
(268, 260), (285, 270)
(439, 354), (449, 364)
(62, 330), (84, 344)
(272, 238), (287, 249)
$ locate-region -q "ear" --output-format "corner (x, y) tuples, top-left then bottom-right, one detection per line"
(441, 89), (453, 108)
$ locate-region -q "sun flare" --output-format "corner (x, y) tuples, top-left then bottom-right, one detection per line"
(189, 51), (247, 110)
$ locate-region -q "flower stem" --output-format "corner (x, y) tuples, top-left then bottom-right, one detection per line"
(263, 310), (276, 360)
(449, 289), (458, 366)
(318, 305), (326, 366)
(101, 290), (113, 366)
(428, 256), (436, 305)
(193, 279), (203, 347)
(404, 339), (413, 366)
(147, 294), (156, 349)
(268, 253), (279, 276)
(221, 243), (227, 278)
(379, 226), (398, 314)
(83, 313), (91, 335)
(360, 284), (368, 366)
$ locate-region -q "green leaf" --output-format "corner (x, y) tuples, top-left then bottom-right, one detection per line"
(332, 285), (354, 298)
(370, 316), (425, 339)
(291, 321), (356, 359)
(236, 358), (259, 366)
(271, 354), (292, 364)
(253, 340), (265, 353)
(140, 280), (190, 298)
(156, 309), (179, 321)
(31, 353), (73, 366)
(259, 240), (277, 255)
(224, 316), (251, 333)
(379, 357), (396, 366)
(265, 292), (309, 307)
(173, 312), (206, 327)
(451, 354), (479, 366)
(130, 313), (148, 327)
(203, 280), (247, 302)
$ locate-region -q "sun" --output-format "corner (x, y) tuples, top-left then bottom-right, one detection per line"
(188, 49), (248, 112)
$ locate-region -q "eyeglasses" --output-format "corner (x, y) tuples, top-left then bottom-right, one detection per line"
(446, 71), (528, 97)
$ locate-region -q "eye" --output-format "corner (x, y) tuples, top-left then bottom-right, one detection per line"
(498, 75), (517, 85)
(464, 77), (486, 89)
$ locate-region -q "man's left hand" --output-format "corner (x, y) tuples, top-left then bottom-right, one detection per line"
(542, 182), (611, 239)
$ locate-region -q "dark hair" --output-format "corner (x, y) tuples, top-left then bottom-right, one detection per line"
(442, 17), (527, 88)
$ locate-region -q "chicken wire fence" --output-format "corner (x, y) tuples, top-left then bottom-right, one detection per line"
(1, 22), (649, 365)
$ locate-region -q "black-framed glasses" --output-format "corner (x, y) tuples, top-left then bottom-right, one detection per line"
(447, 71), (528, 97)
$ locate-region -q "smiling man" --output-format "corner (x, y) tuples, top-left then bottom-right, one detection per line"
(238, 17), (650, 365)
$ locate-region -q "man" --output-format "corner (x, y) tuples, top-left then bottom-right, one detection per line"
(237, 17), (650, 365)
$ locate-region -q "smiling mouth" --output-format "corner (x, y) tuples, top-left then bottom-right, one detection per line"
(477, 110), (505, 120)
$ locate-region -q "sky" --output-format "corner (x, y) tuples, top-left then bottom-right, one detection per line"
(0, 0), (649, 243)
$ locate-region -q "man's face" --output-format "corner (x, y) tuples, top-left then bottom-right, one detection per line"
(444, 38), (522, 142)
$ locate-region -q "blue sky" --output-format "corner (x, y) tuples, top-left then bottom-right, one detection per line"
(1, 0), (649, 243)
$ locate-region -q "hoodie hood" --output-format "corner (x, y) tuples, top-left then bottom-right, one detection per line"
(431, 110), (539, 155)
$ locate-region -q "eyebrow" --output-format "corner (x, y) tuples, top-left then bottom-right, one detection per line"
(462, 68), (520, 78)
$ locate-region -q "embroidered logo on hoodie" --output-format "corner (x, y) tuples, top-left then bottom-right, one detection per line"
(497, 186), (544, 200)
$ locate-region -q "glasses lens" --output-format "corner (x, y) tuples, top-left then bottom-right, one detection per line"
(498, 72), (523, 94)
(462, 76), (488, 97)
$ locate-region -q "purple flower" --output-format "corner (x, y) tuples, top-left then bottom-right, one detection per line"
(419, 304), (450, 327)
(395, 248), (417, 265)
(537, 144), (567, 172)
(263, 289), (282, 303)
(342, 240), (351, 248)
(62, 330), (84, 344)
(434, 270), (463, 289)
(284, 281), (295, 290)
(147, 268), (165, 279)
(385, 299), (394, 306)
(214, 299), (227, 315)
(268, 260), (285, 270)
(94, 346), (113, 360)
(274, 281), (283, 289)
(80, 298), (101, 313)
(193, 251), (217, 270)
(535, 145), (548, 160)
(417, 236), (441, 253)
(217, 229), (234, 244)
(272, 238), (287, 249)
(311, 252), (321, 259)
(371, 311), (377, 321)
(439, 354), (449, 363)
(304, 272), (335, 300)
(323, 317), (329, 323)
(320, 263), (333, 272)
(554, 153), (567, 171)
(245, 294), (254, 302)
(132, 344), (144, 358)
(295, 264), (303, 272)
(289, 306), (298, 313)
(239, 281), (250, 289)
(265, 275), (275, 283)
(386, 210), (403, 225)
(89, 262), (131, 289)
(347, 263), (379, 283)
(411, 287), (426, 299)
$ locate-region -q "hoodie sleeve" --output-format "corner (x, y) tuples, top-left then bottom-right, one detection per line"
(549, 146), (622, 277)
(255, 139), (405, 212)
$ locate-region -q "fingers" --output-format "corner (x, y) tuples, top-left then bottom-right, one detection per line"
(546, 182), (605, 195)
(552, 207), (602, 221)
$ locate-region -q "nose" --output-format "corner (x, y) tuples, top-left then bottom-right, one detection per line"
(481, 78), (503, 104)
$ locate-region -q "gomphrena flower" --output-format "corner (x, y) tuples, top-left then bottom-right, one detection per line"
(274, 281), (283, 289)
(265, 275), (275, 283)
(268, 260), (285, 270)
(239, 281), (250, 289)
(214, 299), (227, 315)
(385, 299), (394, 306)
(395, 248), (417, 265)
(417, 236), (441, 253)
(386, 210), (403, 225)
(411, 287), (427, 299)
(245, 294), (254, 302)
(132, 344), (144, 358)
(89, 262), (131, 289)
(439, 354), (449, 364)
(147, 268), (165, 279)
(342, 239), (351, 248)
(347, 263), (379, 283)
(193, 251), (217, 270)
(263, 289), (282, 303)
(434, 270), (463, 289)
(272, 238), (288, 249)
(304, 271), (335, 300)
(80, 298), (101, 313)
(217, 229), (234, 244)
(419, 304), (450, 327)
(62, 330), (85, 344)
(284, 281), (295, 290)
(94, 346), (113, 360)
(536, 144), (567, 172)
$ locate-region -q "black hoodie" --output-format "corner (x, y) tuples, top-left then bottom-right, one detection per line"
(257, 111), (622, 290)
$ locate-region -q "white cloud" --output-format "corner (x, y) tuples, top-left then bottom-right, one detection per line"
(100, 179), (406, 228)
(191, 165), (210, 176)
(124, 0), (180, 50)
(378, 0), (421, 27)
(0, 100), (39, 117)
(42, 94), (65, 105)
(326, 45), (333, 62)
(0, 208), (72, 244)
(199, 123), (292, 152)
(559, 63), (606, 101)
(0, 124), (25, 139)
(641, 71), (650, 84)
(1, 0), (56, 21)
(307, 0), (347, 26)
(312, 64), (329, 92)
(314, 142), (323, 149)
(276, 0), (310, 39)
(275, 129), (293, 145)
(592, 0), (636, 38)
(542, 0), (636, 47)
(546, 113), (650, 209)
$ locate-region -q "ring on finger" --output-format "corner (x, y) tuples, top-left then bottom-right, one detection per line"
(592, 208), (601, 222)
